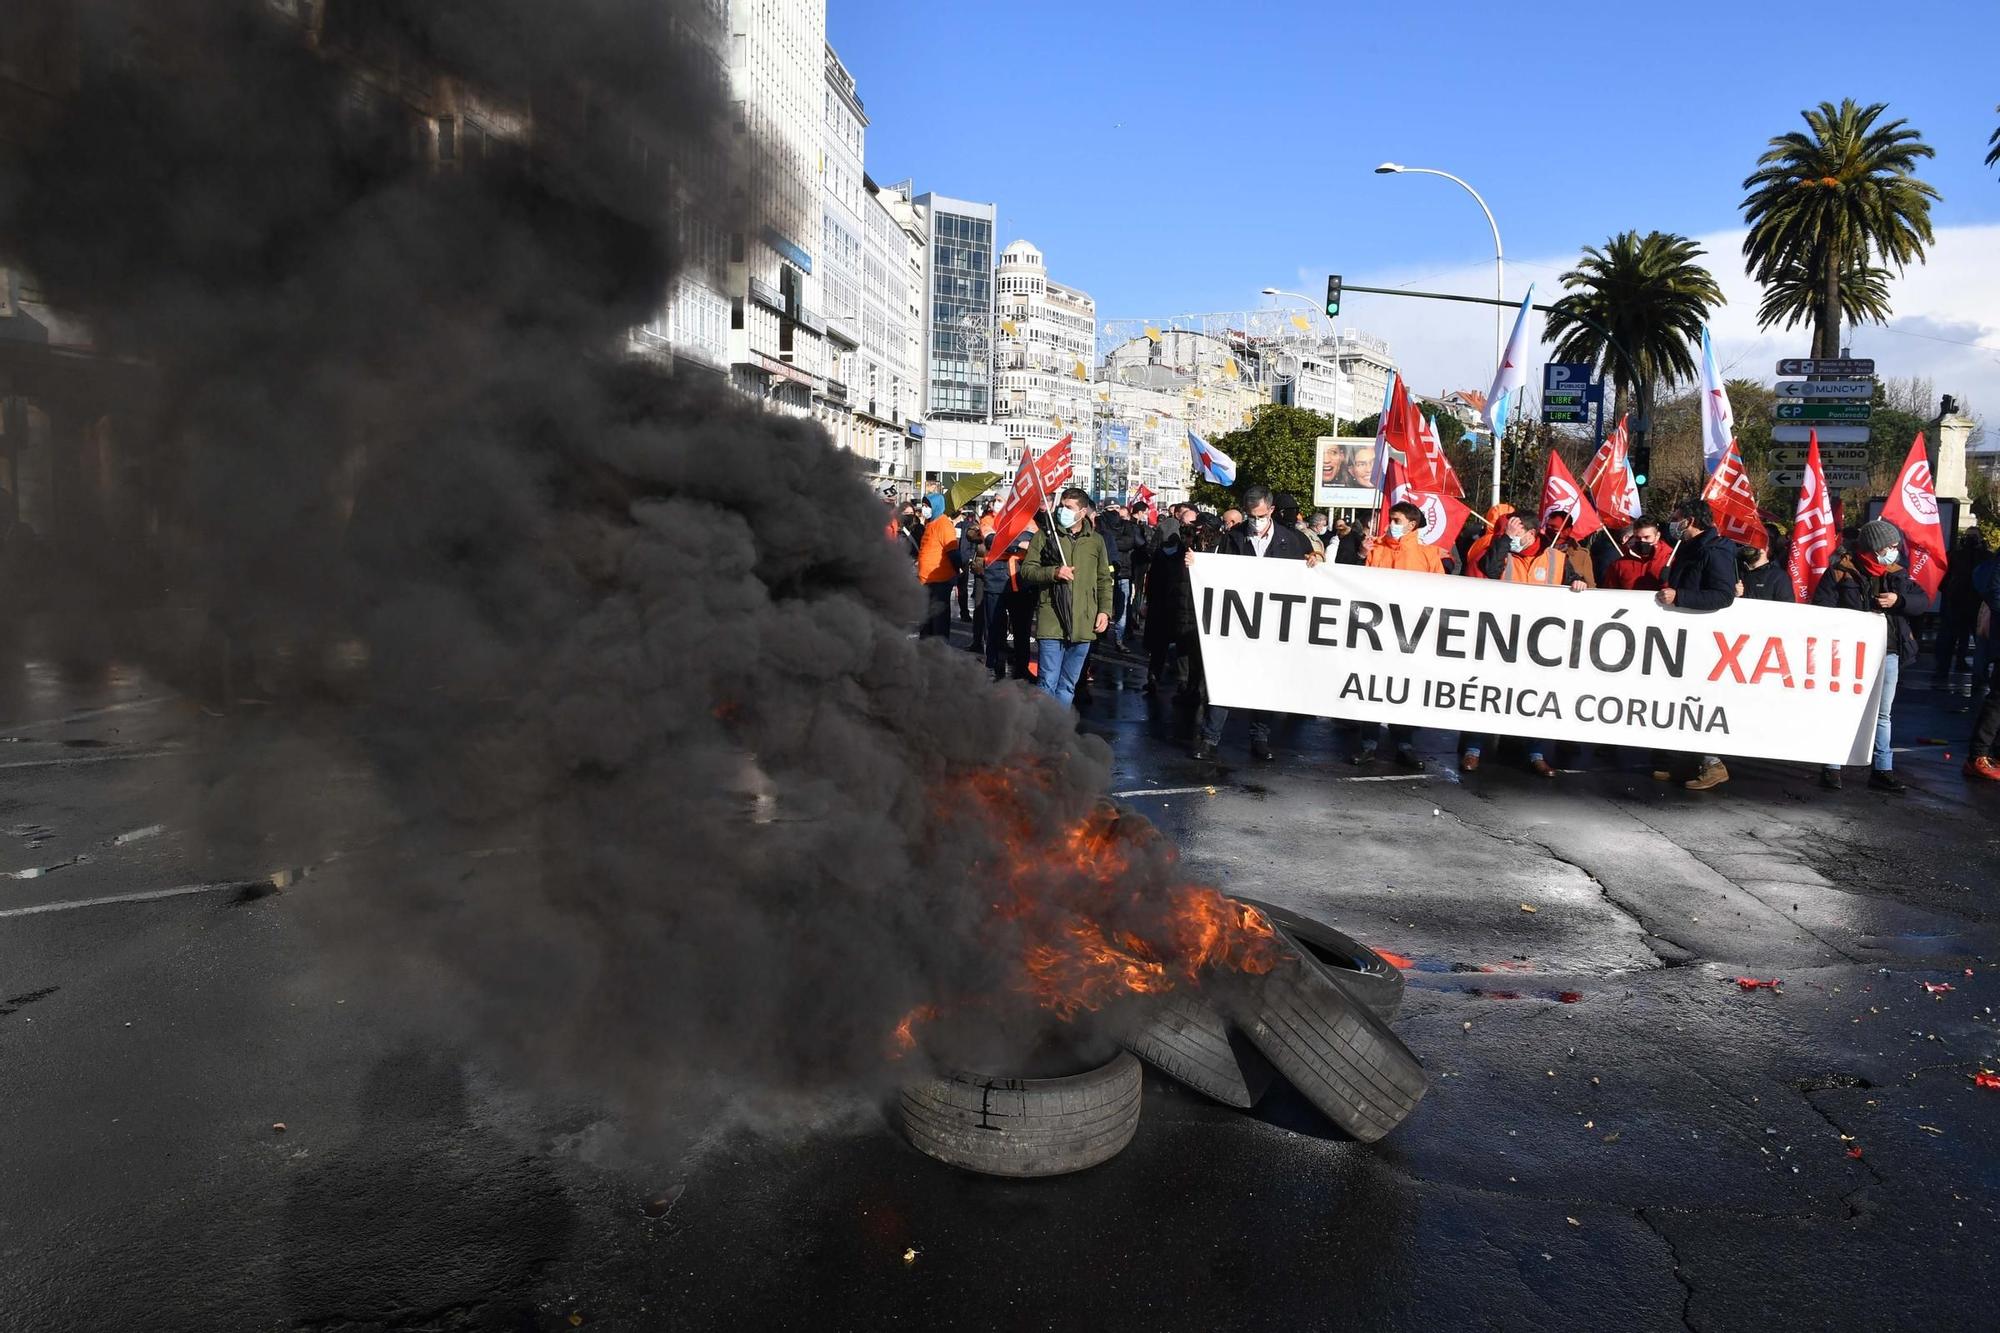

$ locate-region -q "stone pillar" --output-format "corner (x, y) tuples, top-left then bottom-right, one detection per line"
(1932, 404), (1977, 531)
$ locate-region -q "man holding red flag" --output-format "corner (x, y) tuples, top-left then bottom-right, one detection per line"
(1881, 433), (1949, 601)
(990, 433), (1073, 554)
(1699, 438), (1768, 552)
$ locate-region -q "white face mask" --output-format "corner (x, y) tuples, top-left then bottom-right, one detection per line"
(1251, 514), (1272, 534)
(1510, 534), (1532, 552)
(1388, 520), (1410, 539)
(1056, 506), (1080, 530)
(1877, 547), (1899, 565)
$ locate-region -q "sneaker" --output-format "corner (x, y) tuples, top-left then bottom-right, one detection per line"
(1529, 758), (1556, 778)
(1820, 768), (1843, 790)
(1685, 761), (1729, 791)
(1964, 756), (2000, 782)
(1867, 770), (1907, 793)
(1350, 747), (1378, 767)
(1395, 746), (1423, 770)
(1250, 739), (1276, 762)
(1459, 751), (1480, 773)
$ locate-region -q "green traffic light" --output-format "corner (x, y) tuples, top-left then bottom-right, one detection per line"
(1325, 274), (1342, 318)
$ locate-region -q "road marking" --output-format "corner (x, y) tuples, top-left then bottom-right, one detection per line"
(1112, 770), (1438, 799)
(2, 696), (174, 733)
(0, 879), (254, 919)
(0, 748), (184, 771)
(1111, 786), (1218, 799)
(1344, 772), (1436, 782)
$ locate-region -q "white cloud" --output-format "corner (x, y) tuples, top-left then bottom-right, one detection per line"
(1300, 225), (2000, 426)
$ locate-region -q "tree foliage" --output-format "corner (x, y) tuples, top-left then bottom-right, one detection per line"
(1755, 255), (1892, 334)
(1190, 404), (1329, 509)
(1741, 99), (1938, 358)
(1987, 103), (1999, 172)
(1543, 231), (1724, 429)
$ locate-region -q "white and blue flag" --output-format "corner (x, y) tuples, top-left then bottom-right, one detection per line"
(1483, 285), (1536, 444)
(1187, 429), (1237, 486)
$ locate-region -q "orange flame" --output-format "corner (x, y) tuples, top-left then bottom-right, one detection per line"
(888, 1004), (939, 1059)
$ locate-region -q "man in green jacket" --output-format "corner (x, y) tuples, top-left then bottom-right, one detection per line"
(1021, 487), (1114, 708)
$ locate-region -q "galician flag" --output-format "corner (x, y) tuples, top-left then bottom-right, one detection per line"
(1700, 325), (1733, 476)
(1483, 285), (1535, 443)
(1187, 428), (1236, 486)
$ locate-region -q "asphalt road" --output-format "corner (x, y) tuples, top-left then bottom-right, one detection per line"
(2, 637), (1998, 1332)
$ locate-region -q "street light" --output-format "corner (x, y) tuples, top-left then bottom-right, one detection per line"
(1376, 161), (1506, 505)
(1261, 287), (1340, 431)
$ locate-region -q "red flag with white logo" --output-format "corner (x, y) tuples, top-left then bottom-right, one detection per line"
(1880, 433), (1948, 599)
(1699, 437), (1767, 550)
(1538, 449), (1603, 541)
(1584, 414), (1640, 527)
(1385, 458), (1472, 551)
(991, 433), (1073, 552)
(1133, 483), (1157, 526)
(1787, 430), (1837, 601)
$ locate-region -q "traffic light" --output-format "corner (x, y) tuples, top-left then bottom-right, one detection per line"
(1630, 446), (1651, 488)
(1325, 274), (1342, 317)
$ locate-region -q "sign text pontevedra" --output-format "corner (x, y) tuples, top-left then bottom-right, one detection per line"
(1189, 559), (1885, 765)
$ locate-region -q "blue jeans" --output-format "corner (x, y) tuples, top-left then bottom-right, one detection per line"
(1462, 738), (1548, 763)
(1825, 651), (1901, 772)
(1110, 577), (1130, 645)
(1038, 639), (1092, 708)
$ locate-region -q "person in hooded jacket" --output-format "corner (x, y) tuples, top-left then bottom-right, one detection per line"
(1812, 518), (1930, 792)
(1142, 515), (1194, 691)
(915, 493), (962, 638)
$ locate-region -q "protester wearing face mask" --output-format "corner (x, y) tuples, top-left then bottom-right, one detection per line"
(1353, 501), (1445, 768)
(1653, 499), (1740, 790)
(1020, 488), (1115, 709)
(1188, 483), (1321, 761)
(1601, 517), (1673, 591)
(1810, 518), (1929, 792)
(1142, 515), (1195, 692)
(1737, 525), (1794, 602)
(1466, 509), (1585, 775)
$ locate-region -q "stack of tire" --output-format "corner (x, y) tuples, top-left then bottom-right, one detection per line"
(898, 897), (1425, 1177)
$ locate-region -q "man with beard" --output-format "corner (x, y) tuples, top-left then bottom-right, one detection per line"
(1601, 515), (1672, 591)
(1020, 488), (1114, 708)
(1190, 483), (1320, 762)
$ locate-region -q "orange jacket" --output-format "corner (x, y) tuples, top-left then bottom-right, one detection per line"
(1365, 533), (1445, 574)
(1496, 542), (1568, 586)
(1464, 503), (1514, 578)
(917, 516), (961, 584)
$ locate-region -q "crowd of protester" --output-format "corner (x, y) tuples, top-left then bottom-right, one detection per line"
(888, 483), (2000, 795)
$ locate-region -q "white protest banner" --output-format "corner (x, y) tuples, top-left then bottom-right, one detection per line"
(1189, 558), (1886, 766)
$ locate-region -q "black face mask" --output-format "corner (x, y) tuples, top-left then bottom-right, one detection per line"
(1629, 539), (1654, 557)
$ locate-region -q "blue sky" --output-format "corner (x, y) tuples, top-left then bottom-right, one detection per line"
(831, 0), (2000, 411)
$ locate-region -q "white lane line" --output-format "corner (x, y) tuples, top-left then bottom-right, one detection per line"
(0, 880), (252, 919)
(1110, 786), (1219, 799)
(2, 696), (174, 733)
(1344, 772), (1436, 782)
(0, 748), (184, 771)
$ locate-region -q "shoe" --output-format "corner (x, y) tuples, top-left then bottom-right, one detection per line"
(1964, 756), (2000, 782)
(1350, 748), (1378, 767)
(1819, 768), (1842, 790)
(1867, 770), (1907, 793)
(1684, 761), (1729, 791)
(1651, 769), (1675, 782)
(1459, 751), (1480, 773)
(1189, 738), (1216, 762)
(1395, 746), (1423, 770)
(1250, 740), (1276, 762)
(1529, 758), (1556, 778)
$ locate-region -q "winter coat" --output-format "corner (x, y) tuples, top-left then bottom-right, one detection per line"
(1217, 520), (1315, 562)
(1480, 533), (1585, 587)
(1812, 551), (1931, 664)
(1144, 534), (1196, 648)
(1464, 504), (1515, 577)
(1022, 524), (1115, 643)
(1663, 528), (1737, 611)
(917, 515), (962, 584)
(1738, 559), (1795, 603)
(1365, 532), (1445, 574)
(1601, 542), (1672, 592)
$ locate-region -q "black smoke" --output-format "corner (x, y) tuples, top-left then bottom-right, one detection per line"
(0, 0), (1187, 1125)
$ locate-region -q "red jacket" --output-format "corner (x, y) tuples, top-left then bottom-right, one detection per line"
(1601, 543), (1671, 591)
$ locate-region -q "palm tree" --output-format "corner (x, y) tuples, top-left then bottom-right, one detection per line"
(1543, 230), (1723, 444)
(1741, 99), (1938, 358)
(1756, 256), (1893, 335)
(1987, 104), (1999, 172)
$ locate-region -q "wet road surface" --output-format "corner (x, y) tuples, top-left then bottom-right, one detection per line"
(2, 643), (1998, 1331)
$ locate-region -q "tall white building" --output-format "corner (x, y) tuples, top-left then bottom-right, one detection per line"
(725, 0), (826, 413)
(993, 239), (1096, 485)
(815, 43), (867, 454)
(1271, 330), (1398, 426)
(915, 192), (995, 423)
(869, 179), (930, 485)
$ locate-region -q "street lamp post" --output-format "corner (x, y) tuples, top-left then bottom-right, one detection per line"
(1375, 162), (1505, 506)
(1260, 287), (1342, 435)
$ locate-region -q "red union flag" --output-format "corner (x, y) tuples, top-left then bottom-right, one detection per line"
(1881, 433), (1947, 598)
(1133, 483), (1158, 525)
(1700, 437), (1767, 550)
(1788, 430), (1837, 601)
(1385, 458), (1472, 550)
(991, 433), (1073, 551)
(1584, 414), (1641, 527)
(1538, 449), (1603, 540)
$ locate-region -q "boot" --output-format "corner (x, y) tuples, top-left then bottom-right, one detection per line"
(1684, 760), (1729, 791)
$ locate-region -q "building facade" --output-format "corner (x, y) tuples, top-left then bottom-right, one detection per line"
(725, 0), (826, 413)
(992, 239), (1096, 487)
(814, 42), (867, 455)
(1269, 330), (1398, 426)
(869, 179), (930, 486)
(915, 192), (995, 423)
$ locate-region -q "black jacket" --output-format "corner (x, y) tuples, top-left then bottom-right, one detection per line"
(1738, 559), (1794, 603)
(1664, 528), (1738, 611)
(1218, 521), (1315, 562)
(1144, 534), (1196, 646)
(1812, 552), (1932, 663)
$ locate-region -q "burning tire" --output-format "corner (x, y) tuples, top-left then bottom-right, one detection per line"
(1224, 923), (1427, 1143)
(1115, 991), (1273, 1109)
(1232, 896), (1405, 1021)
(898, 1051), (1143, 1177)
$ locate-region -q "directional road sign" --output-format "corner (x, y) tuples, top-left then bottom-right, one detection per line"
(1772, 423), (1870, 444)
(1777, 357), (1875, 378)
(1773, 402), (1872, 421)
(1772, 445), (1870, 467)
(1774, 380), (1874, 398)
(1773, 468), (1870, 488)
